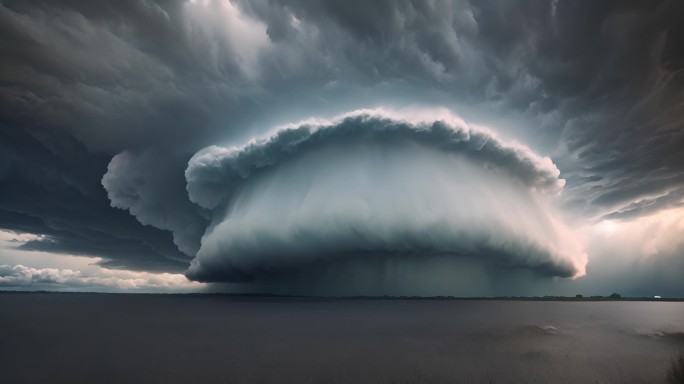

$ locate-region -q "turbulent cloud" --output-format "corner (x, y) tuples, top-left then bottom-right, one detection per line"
(0, 0), (268, 153)
(1, 0), (684, 295)
(237, 0), (684, 221)
(0, 126), (190, 273)
(187, 110), (565, 209)
(102, 150), (207, 256)
(185, 110), (585, 282)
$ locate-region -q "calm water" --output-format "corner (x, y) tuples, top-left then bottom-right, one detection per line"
(0, 293), (682, 383)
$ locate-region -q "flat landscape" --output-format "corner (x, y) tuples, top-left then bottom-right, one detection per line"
(1, 292), (682, 383)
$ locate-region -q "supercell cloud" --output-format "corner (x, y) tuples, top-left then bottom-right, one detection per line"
(185, 110), (585, 282)
(1, 0), (683, 295)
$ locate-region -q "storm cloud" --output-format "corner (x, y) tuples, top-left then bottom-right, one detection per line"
(1, 0), (684, 295)
(185, 110), (584, 282)
(0, 125), (191, 273)
(102, 150), (207, 256)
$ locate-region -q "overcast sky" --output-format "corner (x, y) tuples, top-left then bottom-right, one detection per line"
(1, 0), (683, 296)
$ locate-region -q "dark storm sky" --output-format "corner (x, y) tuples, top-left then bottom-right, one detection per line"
(1, 0), (683, 296)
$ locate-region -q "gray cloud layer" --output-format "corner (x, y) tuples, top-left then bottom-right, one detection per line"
(1, 0), (683, 295)
(0, 126), (190, 273)
(102, 150), (207, 256)
(237, 0), (684, 221)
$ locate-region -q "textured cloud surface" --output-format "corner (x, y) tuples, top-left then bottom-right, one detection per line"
(186, 111), (585, 282)
(102, 151), (207, 256)
(2, 0), (684, 295)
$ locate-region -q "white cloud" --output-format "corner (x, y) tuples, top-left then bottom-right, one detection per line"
(0, 230), (205, 292)
(0, 264), (205, 292)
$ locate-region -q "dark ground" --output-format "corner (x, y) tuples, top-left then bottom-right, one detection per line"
(0, 292), (682, 383)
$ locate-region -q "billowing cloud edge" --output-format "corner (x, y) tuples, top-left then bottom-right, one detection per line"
(184, 109), (586, 283)
(186, 109), (565, 210)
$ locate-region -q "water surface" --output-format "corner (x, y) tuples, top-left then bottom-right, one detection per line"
(1, 293), (682, 383)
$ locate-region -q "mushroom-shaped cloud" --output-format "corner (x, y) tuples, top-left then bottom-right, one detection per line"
(185, 109), (586, 283)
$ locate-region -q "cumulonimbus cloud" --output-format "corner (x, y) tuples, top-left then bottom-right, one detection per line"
(102, 150), (207, 257)
(185, 110), (586, 282)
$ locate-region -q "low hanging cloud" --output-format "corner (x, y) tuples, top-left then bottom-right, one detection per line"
(102, 150), (207, 256)
(185, 110), (586, 283)
(0, 264), (203, 291)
